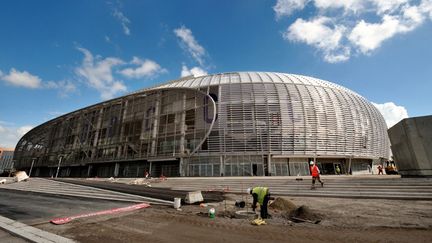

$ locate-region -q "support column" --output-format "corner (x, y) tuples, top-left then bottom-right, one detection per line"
(180, 93), (187, 154)
(268, 154), (272, 176)
(117, 99), (128, 159)
(114, 162), (120, 177)
(179, 157), (184, 177)
(348, 157), (352, 175)
(220, 155), (224, 176)
(150, 92), (161, 156)
(55, 156), (63, 178)
(91, 108), (104, 160)
(179, 92), (187, 177)
(87, 165), (92, 177)
(149, 162), (152, 176)
(29, 158), (36, 177)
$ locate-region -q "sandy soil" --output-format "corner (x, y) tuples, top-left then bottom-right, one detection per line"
(37, 194), (432, 243)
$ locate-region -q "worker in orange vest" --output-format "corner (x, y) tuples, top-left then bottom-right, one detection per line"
(310, 161), (324, 189)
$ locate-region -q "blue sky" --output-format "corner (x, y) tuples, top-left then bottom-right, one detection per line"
(1, 0), (431, 147)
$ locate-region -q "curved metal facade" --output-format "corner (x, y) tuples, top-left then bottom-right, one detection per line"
(14, 72), (389, 177)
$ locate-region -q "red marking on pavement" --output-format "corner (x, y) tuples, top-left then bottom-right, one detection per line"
(50, 203), (150, 225)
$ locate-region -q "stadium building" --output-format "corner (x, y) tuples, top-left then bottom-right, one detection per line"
(13, 72), (389, 177)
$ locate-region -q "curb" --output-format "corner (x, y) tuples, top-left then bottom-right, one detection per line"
(0, 215), (75, 243)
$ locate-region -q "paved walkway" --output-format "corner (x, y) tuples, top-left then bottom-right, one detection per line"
(0, 215), (74, 243)
(0, 228), (28, 243)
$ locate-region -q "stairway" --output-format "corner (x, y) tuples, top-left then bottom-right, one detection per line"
(0, 178), (171, 204)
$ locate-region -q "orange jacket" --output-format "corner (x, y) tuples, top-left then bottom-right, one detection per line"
(311, 165), (320, 177)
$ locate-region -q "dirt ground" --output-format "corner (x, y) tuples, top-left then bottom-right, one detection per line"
(36, 193), (432, 243)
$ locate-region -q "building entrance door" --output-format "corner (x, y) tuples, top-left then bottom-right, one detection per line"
(151, 159), (180, 177)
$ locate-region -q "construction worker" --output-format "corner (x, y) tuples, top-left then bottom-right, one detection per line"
(378, 165), (383, 175)
(310, 161), (324, 189)
(247, 186), (270, 219)
(335, 165), (341, 175)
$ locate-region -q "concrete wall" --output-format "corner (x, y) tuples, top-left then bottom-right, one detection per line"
(388, 116), (432, 177)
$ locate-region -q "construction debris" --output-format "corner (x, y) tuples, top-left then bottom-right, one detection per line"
(174, 198), (181, 209)
(235, 200), (245, 208)
(14, 171), (29, 182)
(251, 218), (267, 226)
(128, 178), (151, 187)
(199, 203), (208, 207)
(185, 191), (204, 204)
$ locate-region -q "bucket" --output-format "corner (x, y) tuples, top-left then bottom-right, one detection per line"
(173, 198), (181, 209)
(209, 208), (215, 218)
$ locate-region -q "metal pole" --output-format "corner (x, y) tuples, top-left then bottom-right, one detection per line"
(55, 156), (63, 178)
(29, 158), (35, 177)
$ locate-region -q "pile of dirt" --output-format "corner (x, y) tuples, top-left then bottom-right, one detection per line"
(269, 197), (297, 213)
(291, 205), (322, 222)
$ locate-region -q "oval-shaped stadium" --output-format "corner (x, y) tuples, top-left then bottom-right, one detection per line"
(14, 72), (389, 177)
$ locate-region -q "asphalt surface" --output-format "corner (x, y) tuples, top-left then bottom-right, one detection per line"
(0, 188), (132, 225)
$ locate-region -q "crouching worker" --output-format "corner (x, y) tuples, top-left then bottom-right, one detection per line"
(247, 187), (270, 219)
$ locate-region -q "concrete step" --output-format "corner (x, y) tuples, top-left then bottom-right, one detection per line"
(0, 178), (171, 204)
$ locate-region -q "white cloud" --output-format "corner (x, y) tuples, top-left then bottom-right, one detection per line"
(371, 0), (409, 14)
(0, 68), (77, 96)
(285, 17), (350, 62)
(17, 126), (33, 136)
(113, 9), (131, 35)
(372, 102), (409, 128)
(314, 0), (364, 13)
(349, 16), (401, 54)
(349, 12), (423, 54)
(180, 65), (208, 78)
(275, 0), (432, 62)
(120, 57), (166, 79)
(420, 0), (432, 19)
(274, 0), (310, 18)
(0, 124), (34, 148)
(45, 80), (77, 97)
(174, 26), (206, 66)
(0, 68), (42, 88)
(75, 47), (127, 100)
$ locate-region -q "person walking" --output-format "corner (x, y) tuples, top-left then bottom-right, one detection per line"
(378, 165), (383, 175)
(247, 186), (270, 219)
(310, 161), (324, 189)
